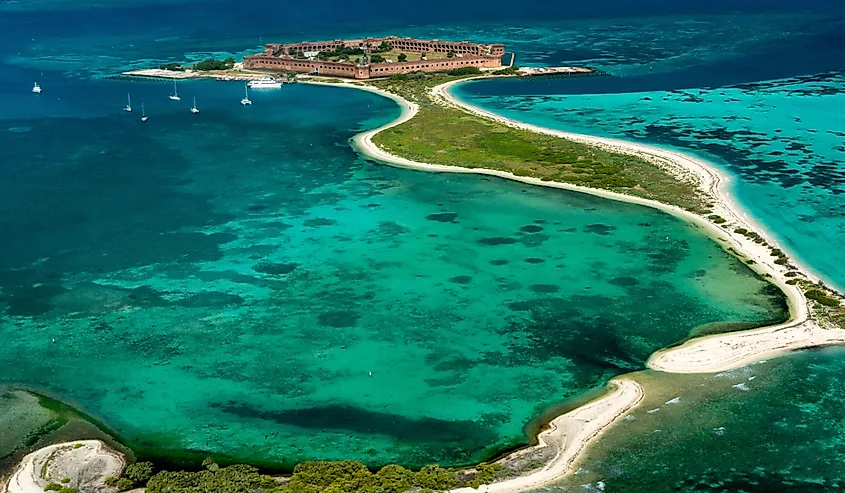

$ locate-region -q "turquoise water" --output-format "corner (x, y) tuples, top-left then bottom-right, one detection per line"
(2, 0), (842, 478)
(545, 347), (845, 492)
(454, 72), (845, 292)
(0, 77), (785, 467)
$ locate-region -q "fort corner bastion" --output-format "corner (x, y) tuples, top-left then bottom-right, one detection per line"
(243, 36), (506, 79)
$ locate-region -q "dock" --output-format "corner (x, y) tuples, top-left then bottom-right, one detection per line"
(516, 66), (607, 78)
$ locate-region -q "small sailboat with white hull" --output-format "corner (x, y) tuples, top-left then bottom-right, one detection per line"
(191, 97), (199, 114)
(140, 103), (148, 122)
(124, 94), (132, 112)
(169, 80), (180, 101)
(240, 83), (251, 105)
(32, 82), (41, 94)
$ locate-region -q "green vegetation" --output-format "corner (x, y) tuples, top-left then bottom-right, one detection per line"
(792, 279), (845, 330)
(464, 463), (504, 488)
(370, 54), (385, 63)
(72, 443), (83, 449)
(374, 41), (393, 53)
(160, 57), (235, 71)
(131, 459), (502, 493)
(159, 62), (183, 71)
(367, 73), (706, 212)
(733, 227), (768, 246)
(43, 485), (75, 493)
(492, 66), (520, 76)
(126, 461), (155, 483)
(397, 53), (408, 62)
(447, 50), (456, 58)
(317, 46), (365, 61)
(446, 67), (482, 76)
(60, 478), (70, 484)
(192, 56), (236, 71)
(146, 465), (277, 493)
(708, 214), (726, 224)
(107, 461), (154, 491)
(806, 289), (841, 308)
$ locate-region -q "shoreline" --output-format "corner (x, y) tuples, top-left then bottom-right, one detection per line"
(9, 72), (837, 492)
(302, 74), (845, 488)
(429, 78), (845, 371)
(454, 379), (643, 493)
(340, 74), (845, 371)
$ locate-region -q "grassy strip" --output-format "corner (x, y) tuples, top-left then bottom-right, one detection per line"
(367, 73), (707, 213)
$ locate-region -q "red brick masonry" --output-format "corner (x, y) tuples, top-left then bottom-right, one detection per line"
(244, 36), (505, 79)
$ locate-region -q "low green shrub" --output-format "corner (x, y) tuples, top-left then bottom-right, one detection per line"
(115, 478), (134, 491)
(806, 289), (840, 307)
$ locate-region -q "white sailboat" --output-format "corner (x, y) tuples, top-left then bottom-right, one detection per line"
(32, 82), (41, 94)
(191, 97), (199, 114)
(169, 80), (180, 101)
(240, 83), (251, 105)
(124, 93), (132, 112)
(141, 103), (148, 122)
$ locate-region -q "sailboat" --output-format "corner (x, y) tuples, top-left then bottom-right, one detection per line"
(124, 94), (132, 112)
(32, 82), (41, 94)
(191, 97), (199, 114)
(240, 83), (251, 106)
(140, 103), (148, 122)
(169, 80), (180, 101)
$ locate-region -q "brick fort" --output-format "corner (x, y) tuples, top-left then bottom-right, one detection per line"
(244, 36), (506, 79)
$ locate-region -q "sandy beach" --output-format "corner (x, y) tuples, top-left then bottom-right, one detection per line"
(453, 378), (643, 493)
(5, 440), (124, 493)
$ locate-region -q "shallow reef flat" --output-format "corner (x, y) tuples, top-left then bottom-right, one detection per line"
(0, 80), (786, 468)
(454, 71), (845, 292)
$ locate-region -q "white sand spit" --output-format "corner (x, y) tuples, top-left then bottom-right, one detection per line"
(5, 440), (125, 493)
(450, 379), (643, 493)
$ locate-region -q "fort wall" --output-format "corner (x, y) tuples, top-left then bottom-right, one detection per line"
(243, 36), (505, 79)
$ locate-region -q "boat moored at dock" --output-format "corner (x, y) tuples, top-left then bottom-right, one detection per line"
(247, 77), (282, 89)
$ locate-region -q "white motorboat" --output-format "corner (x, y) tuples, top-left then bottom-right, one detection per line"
(32, 82), (41, 94)
(247, 77), (282, 89)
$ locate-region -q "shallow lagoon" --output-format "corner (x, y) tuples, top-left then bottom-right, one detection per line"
(454, 72), (845, 292)
(0, 79), (786, 467)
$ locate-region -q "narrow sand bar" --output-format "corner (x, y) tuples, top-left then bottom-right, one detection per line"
(452, 379), (643, 493)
